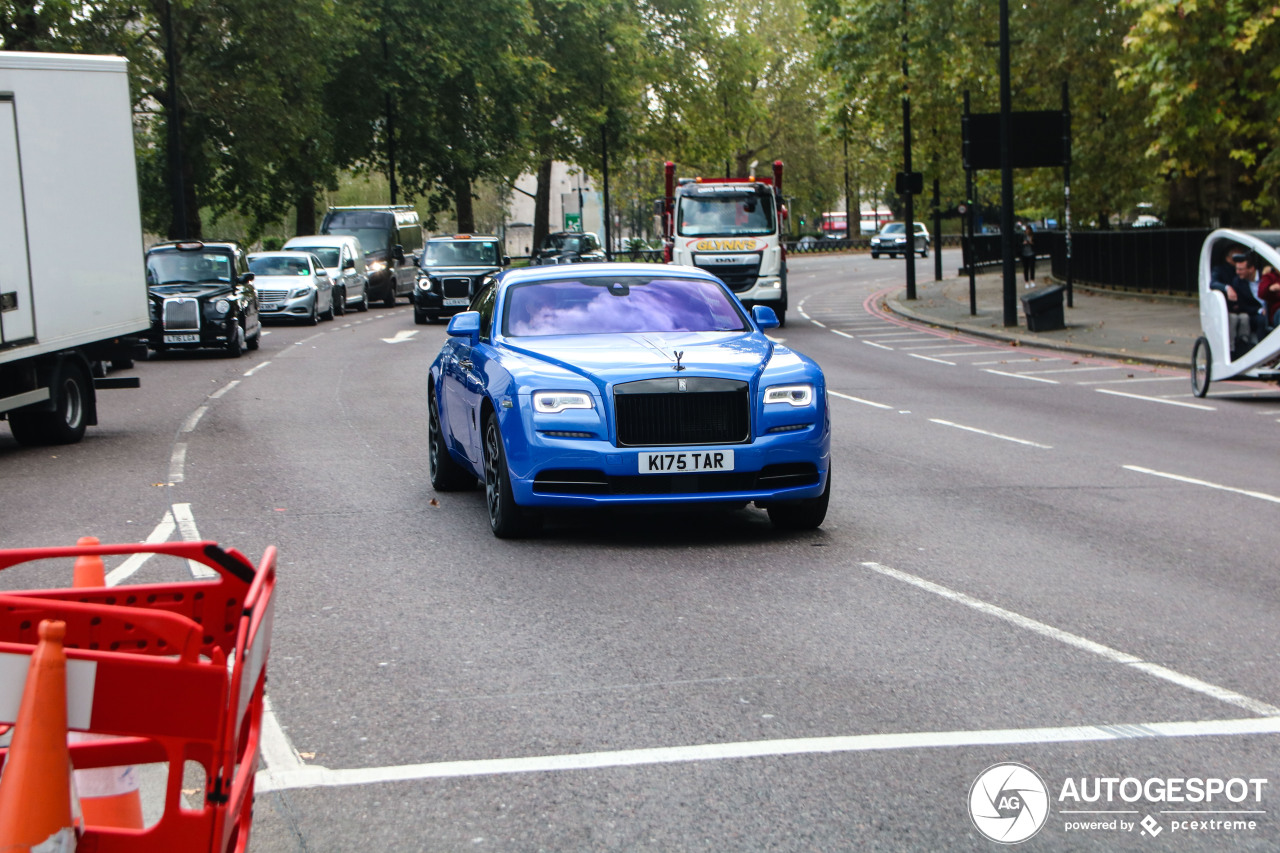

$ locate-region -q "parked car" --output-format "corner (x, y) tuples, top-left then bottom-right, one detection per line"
(413, 234), (508, 325)
(869, 222), (930, 258)
(248, 251), (335, 325)
(321, 205), (421, 306)
(531, 231), (605, 265)
(281, 234), (370, 313)
(144, 241), (261, 357)
(427, 263), (832, 538)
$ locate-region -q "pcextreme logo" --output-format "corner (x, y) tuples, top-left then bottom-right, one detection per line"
(693, 238), (760, 252)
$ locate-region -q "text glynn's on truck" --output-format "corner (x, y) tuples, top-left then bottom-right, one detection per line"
(661, 160), (789, 326)
(0, 53), (149, 445)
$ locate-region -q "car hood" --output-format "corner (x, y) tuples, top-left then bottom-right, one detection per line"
(502, 331), (774, 390)
(148, 282), (234, 299)
(253, 275), (315, 288)
(419, 265), (499, 276)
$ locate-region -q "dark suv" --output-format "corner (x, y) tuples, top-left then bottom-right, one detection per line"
(412, 235), (509, 324)
(144, 241), (261, 357)
(531, 231), (605, 265)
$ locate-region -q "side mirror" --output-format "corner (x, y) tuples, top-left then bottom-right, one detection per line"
(752, 305), (779, 330)
(344, 259), (355, 269)
(447, 310), (481, 342)
(394, 244), (405, 263)
(502, 256), (511, 267)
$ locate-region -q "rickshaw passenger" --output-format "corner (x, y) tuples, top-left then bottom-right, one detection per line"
(1234, 251), (1269, 339)
(1210, 244), (1256, 356)
(1259, 262), (1280, 327)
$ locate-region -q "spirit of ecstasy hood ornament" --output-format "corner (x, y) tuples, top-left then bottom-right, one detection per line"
(673, 350), (686, 371)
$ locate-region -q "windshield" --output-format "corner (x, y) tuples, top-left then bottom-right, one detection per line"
(147, 251), (233, 285)
(544, 235), (585, 253)
(677, 193), (776, 237)
(881, 223), (905, 235)
(249, 256), (312, 276)
(504, 277), (748, 337)
(421, 240), (500, 267)
(323, 212), (390, 254)
(291, 247), (340, 268)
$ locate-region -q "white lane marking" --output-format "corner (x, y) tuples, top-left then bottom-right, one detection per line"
(295, 333), (324, 346)
(811, 320), (826, 328)
(259, 694), (306, 773)
(104, 513), (178, 586)
(254, 716), (1280, 793)
(925, 351), (998, 358)
(1019, 366), (1118, 375)
(830, 391), (893, 410)
(861, 561), (1280, 717)
(172, 503), (215, 579)
(973, 358), (1057, 365)
(1080, 375), (1186, 385)
(209, 380), (240, 399)
(1123, 465), (1280, 505)
(906, 344), (979, 351)
(864, 341), (894, 351)
(983, 369), (1060, 384)
(1096, 388), (1215, 410)
(832, 330), (854, 339)
(181, 406), (208, 433)
(244, 361), (272, 377)
(168, 443), (187, 484)
(909, 353), (956, 366)
(929, 419), (1052, 449)
(873, 337), (940, 344)
(382, 330), (419, 344)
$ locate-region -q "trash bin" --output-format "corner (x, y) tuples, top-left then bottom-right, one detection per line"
(1021, 284), (1065, 332)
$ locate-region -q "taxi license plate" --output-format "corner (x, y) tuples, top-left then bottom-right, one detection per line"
(443, 297), (469, 307)
(164, 334), (199, 344)
(639, 450), (734, 473)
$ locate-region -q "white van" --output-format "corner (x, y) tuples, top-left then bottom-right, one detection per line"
(281, 234), (370, 313)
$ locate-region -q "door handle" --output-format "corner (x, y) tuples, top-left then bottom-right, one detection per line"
(459, 359), (473, 370)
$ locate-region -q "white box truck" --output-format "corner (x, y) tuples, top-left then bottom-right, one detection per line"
(0, 52), (149, 445)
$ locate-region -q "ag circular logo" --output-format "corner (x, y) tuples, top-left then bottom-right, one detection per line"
(969, 762), (1050, 844)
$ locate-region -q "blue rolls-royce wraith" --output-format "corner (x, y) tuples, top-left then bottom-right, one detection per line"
(428, 263), (831, 537)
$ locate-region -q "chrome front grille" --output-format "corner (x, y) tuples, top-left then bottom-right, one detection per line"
(442, 278), (472, 298)
(162, 298), (199, 331)
(613, 377), (750, 447)
(257, 289), (289, 302)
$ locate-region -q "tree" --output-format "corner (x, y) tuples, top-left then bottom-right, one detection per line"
(1118, 0), (1280, 225)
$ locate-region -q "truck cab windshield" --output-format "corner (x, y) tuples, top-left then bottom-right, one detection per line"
(677, 192), (775, 238)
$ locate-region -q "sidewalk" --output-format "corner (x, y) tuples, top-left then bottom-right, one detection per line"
(884, 270), (1200, 368)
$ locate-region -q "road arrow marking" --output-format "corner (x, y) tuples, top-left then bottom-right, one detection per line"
(382, 330), (419, 344)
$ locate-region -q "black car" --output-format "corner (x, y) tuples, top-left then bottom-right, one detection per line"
(531, 231), (605, 265)
(144, 241), (262, 357)
(412, 235), (508, 324)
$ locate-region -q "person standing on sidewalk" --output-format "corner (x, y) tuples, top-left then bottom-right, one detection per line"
(1019, 219), (1036, 288)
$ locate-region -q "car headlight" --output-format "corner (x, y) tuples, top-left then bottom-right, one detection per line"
(288, 286), (313, 299)
(213, 299), (231, 314)
(416, 275), (435, 292)
(763, 384), (814, 406)
(533, 391), (594, 413)
(368, 260), (387, 272)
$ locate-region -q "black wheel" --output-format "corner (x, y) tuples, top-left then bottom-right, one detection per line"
(356, 290), (370, 312)
(870, 252), (879, 259)
(225, 323), (245, 357)
(334, 287), (347, 316)
(110, 356), (134, 371)
(766, 465), (831, 531)
(321, 291), (335, 321)
(921, 248), (928, 258)
(1192, 335), (1212, 397)
(247, 325), (261, 351)
(428, 391), (475, 492)
(414, 309), (429, 325)
(383, 286), (397, 308)
(9, 363), (90, 445)
(304, 301), (319, 326)
(483, 412), (540, 538)
(775, 309), (786, 328)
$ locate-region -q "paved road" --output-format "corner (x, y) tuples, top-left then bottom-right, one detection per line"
(2, 253), (1279, 851)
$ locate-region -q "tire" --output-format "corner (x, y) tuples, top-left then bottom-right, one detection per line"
(870, 252), (879, 259)
(225, 323), (245, 358)
(775, 309), (786, 328)
(9, 363), (90, 446)
(383, 285), (397, 308)
(1191, 335), (1212, 397)
(921, 248), (928, 258)
(356, 291), (370, 312)
(767, 465), (831, 531)
(483, 412), (539, 538)
(428, 390), (475, 492)
(247, 324), (261, 351)
(414, 309), (429, 325)
(304, 301), (319, 326)
(321, 291), (335, 321)
(334, 287), (347, 316)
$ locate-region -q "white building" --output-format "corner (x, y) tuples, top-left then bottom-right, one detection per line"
(506, 162), (603, 256)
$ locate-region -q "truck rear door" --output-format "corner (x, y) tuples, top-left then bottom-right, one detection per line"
(0, 97), (35, 345)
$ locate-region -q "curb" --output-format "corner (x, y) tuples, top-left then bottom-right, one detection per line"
(884, 292), (1193, 370)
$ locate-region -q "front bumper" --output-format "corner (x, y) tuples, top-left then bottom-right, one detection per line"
(414, 288), (471, 317)
(501, 410), (829, 509)
(259, 291), (316, 320)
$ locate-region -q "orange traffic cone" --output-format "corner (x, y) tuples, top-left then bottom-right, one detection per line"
(0, 619), (78, 852)
(69, 535), (145, 831)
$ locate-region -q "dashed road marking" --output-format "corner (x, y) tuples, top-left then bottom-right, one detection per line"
(1123, 465), (1280, 505)
(983, 369), (1060, 384)
(830, 391), (893, 409)
(1096, 388), (1214, 410)
(929, 419), (1052, 448)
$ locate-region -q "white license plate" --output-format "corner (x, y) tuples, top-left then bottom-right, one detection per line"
(443, 297), (470, 307)
(164, 334), (199, 344)
(260, 302), (281, 311)
(639, 449), (734, 474)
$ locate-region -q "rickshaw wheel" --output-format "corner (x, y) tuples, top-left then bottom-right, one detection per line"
(1191, 336), (1212, 398)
